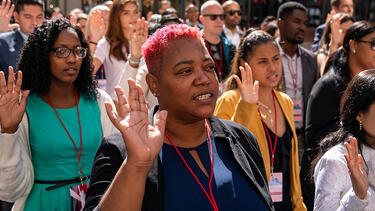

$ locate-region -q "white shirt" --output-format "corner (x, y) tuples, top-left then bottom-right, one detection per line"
(278, 43), (304, 129)
(94, 38), (128, 100)
(223, 25), (243, 49)
(314, 142), (374, 211)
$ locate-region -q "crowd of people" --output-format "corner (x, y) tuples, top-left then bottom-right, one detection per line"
(0, 0), (374, 211)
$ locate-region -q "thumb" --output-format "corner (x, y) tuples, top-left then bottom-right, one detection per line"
(154, 110), (167, 134)
(9, 24), (19, 30)
(19, 90), (30, 108)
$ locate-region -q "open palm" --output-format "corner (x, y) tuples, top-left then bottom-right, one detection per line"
(105, 80), (167, 169)
(344, 137), (369, 200)
(0, 67), (29, 133)
(234, 62), (259, 104)
(129, 18), (148, 60)
(0, 0), (19, 33)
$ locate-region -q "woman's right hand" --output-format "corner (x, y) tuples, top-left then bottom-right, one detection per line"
(329, 17), (342, 50)
(344, 137), (369, 200)
(0, 67), (30, 133)
(234, 62), (259, 104)
(89, 11), (106, 42)
(105, 80), (167, 172)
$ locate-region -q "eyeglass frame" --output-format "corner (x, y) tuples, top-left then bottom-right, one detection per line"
(50, 46), (88, 59)
(227, 10), (242, 16)
(356, 40), (375, 51)
(203, 14), (225, 21)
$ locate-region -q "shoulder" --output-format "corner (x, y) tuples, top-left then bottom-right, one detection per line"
(220, 35), (231, 47)
(99, 132), (127, 159)
(0, 31), (17, 40)
(275, 90), (292, 103)
(211, 116), (258, 145)
(219, 89), (240, 100)
(313, 70), (340, 92)
(96, 88), (112, 102)
(319, 143), (348, 167)
(299, 46), (316, 59)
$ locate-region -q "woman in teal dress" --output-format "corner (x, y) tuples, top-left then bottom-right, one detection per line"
(0, 18), (117, 210)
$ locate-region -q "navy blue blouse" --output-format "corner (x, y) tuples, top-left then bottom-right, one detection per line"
(160, 133), (269, 211)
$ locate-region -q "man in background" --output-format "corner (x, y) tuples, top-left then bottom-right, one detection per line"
(0, 0), (44, 80)
(222, 0), (243, 49)
(311, 0), (354, 52)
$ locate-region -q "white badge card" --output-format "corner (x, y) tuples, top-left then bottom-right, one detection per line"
(293, 100), (303, 122)
(218, 82), (224, 96)
(269, 172), (283, 202)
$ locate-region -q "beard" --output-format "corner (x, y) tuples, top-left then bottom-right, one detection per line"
(286, 36), (304, 45)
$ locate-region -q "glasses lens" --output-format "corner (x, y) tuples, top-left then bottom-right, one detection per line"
(55, 47), (70, 58)
(371, 41), (375, 51)
(74, 47), (87, 58)
(229, 10), (242, 16)
(206, 14), (224, 21)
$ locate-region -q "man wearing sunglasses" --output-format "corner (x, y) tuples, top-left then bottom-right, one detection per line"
(222, 0), (243, 49)
(200, 0), (235, 91)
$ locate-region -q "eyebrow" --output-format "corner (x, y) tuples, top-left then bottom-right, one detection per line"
(174, 57), (212, 68)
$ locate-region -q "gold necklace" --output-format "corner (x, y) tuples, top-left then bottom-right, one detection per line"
(258, 101), (273, 124)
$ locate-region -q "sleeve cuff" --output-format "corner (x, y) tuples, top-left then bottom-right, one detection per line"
(341, 189), (371, 210)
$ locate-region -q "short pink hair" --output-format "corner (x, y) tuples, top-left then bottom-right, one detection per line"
(142, 24), (204, 75)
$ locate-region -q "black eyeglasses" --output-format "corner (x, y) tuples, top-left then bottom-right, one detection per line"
(50, 46), (87, 59)
(203, 14), (224, 21)
(356, 40), (375, 51)
(228, 10), (242, 16)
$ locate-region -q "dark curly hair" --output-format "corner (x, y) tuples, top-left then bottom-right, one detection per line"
(312, 69), (375, 174)
(19, 18), (97, 100)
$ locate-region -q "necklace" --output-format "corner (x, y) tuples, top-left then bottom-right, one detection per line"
(258, 101), (273, 124)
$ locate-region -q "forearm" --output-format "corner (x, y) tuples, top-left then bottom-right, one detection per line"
(99, 158), (149, 211)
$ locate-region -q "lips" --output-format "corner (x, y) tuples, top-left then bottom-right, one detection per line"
(267, 73), (280, 82)
(193, 91), (215, 104)
(64, 67), (79, 74)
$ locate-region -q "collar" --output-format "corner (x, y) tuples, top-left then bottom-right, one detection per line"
(148, 105), (231, 141)
(361, 143), (375, 164)
(223, 25), (243, 36)
(17, 28), (28, 41)
(276, 38), (302, 58)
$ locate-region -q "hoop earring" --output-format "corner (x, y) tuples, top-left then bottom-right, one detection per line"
(359, 120), (363, 131)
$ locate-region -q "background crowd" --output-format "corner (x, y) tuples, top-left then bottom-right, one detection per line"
(0, 0), (374, 210)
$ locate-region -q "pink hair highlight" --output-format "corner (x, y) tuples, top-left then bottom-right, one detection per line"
(142, 24), (204, 74)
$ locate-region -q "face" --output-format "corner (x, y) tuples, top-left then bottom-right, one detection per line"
(50, 11), (63, 20)
(335, 0), (354, 16)
(200, 4), (224, 36)
(279, 9), (308, 44)
(186, 6), (199, 22)
(158, 2), (171, 14)
(120, 3), (139, 31)
(244, 42), (282, 89)
(77, 19), (87, 35)
(353, 32), (375, 71)
(357, 102), (375, 144)
(152, 38), (219, 122)
(224, 3), (242, 27)
(49, 28), (83, 85)
(14, 5), (44, 35)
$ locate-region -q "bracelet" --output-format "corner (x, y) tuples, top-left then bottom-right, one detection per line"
(89, 41), (98, 45)
(127, 54), (141, 66)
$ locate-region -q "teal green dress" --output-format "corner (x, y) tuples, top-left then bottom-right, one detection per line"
(24, 93), (103, 210)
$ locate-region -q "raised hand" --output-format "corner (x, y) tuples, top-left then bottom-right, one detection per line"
(329, 16), (343, 49)
(0, 67), (30, 133)
(89, 10), (105, 42)
(0, 0), (19, 33)
(234, 62), (259, 104)
(344, 137), (368, 200)
(105, 80), (167, 171)
(129, 18), (148, 60)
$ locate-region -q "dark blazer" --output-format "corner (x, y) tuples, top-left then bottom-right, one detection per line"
(83, 108), (274, 211)
(279, 45), (318, 130)
(311, 24), (325, 53)
(0, 30), (25, 79)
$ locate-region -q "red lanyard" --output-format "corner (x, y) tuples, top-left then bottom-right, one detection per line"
(260, 92), (277, 174)
(46, 89), (83, 178)
(164, 119), (219, 211)
(287, 54), (298, 96)
(205, 40), (223, 81)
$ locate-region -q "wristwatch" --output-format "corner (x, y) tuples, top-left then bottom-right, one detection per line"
(127, 54), (141, 66)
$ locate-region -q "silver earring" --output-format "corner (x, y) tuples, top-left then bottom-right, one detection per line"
(353, 49), (356, 54)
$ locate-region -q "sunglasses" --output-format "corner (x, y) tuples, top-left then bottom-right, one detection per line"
(228, 10), (242, 16)
(203, 14), (224, 21)
(51, 46), (87, 59)
(357, 40), (375, 51)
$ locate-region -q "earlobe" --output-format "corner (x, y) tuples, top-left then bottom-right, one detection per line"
(356, 113), (363, 122)
(349, 40), (356, 54)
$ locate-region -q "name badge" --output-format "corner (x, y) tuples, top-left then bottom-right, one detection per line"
(269, 172), (283, 202)
(293, 99), (303, 122)
(97, 79), (107, 90)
